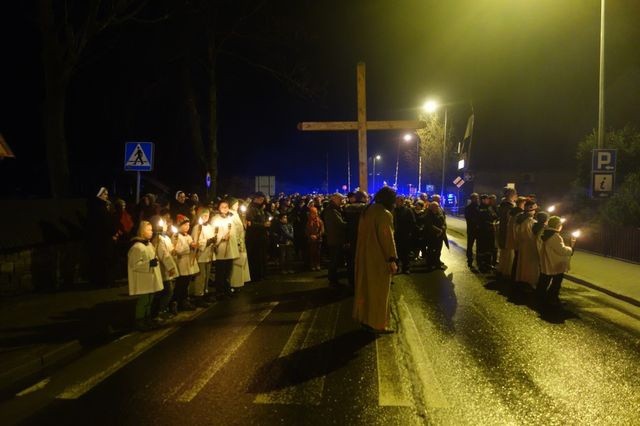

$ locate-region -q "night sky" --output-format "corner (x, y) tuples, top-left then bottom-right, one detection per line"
(1, 0), (640, 198)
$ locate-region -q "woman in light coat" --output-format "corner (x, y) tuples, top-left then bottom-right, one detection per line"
(538, 216), (575, 306)
(128, 221), (163, 329)
(229, 198), (251, 289)
(211, 199), (240, 298)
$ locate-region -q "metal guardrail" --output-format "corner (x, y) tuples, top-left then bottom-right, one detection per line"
(578, 226), (640, 264)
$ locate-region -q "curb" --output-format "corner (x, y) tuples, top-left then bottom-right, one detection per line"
(445, 226), (640, 308)
(0, 340), (83, 395)
(563, 274), (640, 308)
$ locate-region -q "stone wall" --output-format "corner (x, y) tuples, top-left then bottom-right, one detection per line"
(0, 199), (87, 296)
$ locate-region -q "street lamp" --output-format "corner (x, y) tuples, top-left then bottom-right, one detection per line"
(422, 99), (448, 199)
(394, 134), (413, 191)
(372, 154), (381, 194)
(597, 0), (606, 148)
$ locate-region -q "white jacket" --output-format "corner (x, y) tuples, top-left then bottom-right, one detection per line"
(539, 231), (573, 275)
(127, 239), (163, 296)
(156, 234), (178, 281)
(174, 233), (200, 276)
(211, 213), (240, 260)
(191, 223), (216, 263)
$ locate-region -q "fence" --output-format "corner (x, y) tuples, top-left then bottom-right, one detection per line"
(571, 225), (640, 264)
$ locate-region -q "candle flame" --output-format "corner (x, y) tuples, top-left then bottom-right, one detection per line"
(571, 230), (581, 238)
(171, 225), (178, 234)
(158, 219), (165, 228)
(240, 205), (247, 213)
(560, 218), (566, 224)
(547, 205), (556, 213)
(198, 218), (204, 225)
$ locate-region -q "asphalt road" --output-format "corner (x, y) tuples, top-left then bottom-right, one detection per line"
(5, 242), (640, 425)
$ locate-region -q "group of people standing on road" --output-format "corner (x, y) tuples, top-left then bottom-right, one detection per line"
(465, 188), (576, 307)
(126, 194), (250, 330)
(86, 184), (453, 334)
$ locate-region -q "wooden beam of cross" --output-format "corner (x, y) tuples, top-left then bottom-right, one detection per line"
(298, 62), (425, 193)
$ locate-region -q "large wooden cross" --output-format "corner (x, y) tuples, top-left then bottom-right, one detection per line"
(298, 62), (425, 193)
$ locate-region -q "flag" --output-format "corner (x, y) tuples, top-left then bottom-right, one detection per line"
(460, 113), (474, 155)
(0, 134), (15, 158)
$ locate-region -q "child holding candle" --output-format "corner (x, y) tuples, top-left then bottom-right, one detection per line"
(211, 199), (240, 298)
(191, 208), (216, 306)
(127, 220), (163, 330)
(538, 216), (576, 307)
(152, 215), (178, 319)
(172, 214), (199, 311)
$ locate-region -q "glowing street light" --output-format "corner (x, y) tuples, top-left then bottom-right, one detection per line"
(395, 134), (414, 189)
(403, 133), (412, 142)
(423, 100), (438, 114)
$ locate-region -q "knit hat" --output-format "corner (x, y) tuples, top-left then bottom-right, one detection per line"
(176, 214), (190, 226)
(547, 216), (562, 230)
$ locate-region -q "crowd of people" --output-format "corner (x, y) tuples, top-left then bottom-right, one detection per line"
(85, 186), (452, 331)
(85, 183), (574, 333)
(464, 188), (576, 308)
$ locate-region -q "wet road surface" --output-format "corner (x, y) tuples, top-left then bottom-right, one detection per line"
(5, 243), (640, 425)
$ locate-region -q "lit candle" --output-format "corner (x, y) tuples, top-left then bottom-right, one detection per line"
(240, 205), (247, 213)
(547, 205), (556, 213)
(198, 218), (204, 225)
(158, 219), (165, 228)
(571, 230), (581, 238)
(560, 218), (566, 224)
(171, 225), (178, 234)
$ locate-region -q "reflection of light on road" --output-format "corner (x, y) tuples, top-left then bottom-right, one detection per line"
(254, 303), (339, 405)
(176, 302), (279, 402)
(397, 297), (449, 410)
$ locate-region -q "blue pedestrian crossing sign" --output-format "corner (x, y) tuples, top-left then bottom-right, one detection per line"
(124, 142), (154, 171)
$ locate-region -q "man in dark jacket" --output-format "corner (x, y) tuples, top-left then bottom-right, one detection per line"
(464, 193), (480, 269)
(245, 192), (271, 282)
(324, 193), (347, 286)
(423, 201), (447, 271)
(496, 187), (516, 277)
(394, 196), (416, 274)
(477, 194), (498, 273)
(343, 191), (368, 289)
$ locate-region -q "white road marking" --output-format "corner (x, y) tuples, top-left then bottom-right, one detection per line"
(16, 377), (51, 397)
(57, 327), (176, 399)
(176, 301), (279, 402)
(398, 298), (449, 409)
(254, 302), (340, 405)
(376, 334), (412, 407)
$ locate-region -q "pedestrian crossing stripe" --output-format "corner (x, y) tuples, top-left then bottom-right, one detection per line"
(124, 142), (154, 171)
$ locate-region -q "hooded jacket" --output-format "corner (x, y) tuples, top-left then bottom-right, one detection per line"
(539, 229), (573, 275)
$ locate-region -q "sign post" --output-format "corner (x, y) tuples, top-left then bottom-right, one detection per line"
(591, 148), (616, 198)
(124, 142), (154, 203)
